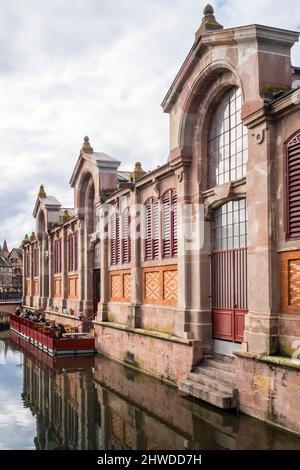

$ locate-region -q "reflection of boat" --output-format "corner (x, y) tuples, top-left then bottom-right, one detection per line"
(10, 314), (95, 357)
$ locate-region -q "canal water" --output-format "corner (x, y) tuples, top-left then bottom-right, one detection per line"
(1, 329), (300, 450)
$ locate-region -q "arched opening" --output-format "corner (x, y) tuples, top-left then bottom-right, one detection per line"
(79, 173), (100, 316)
(208, 87), (248, 188)
(211, 199), (248, 349)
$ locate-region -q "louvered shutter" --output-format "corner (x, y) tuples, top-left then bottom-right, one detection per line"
(58, 239), (62, 273)
(162, 189), (177, 258)
(288, 133), (300, 239)
(122, 209), (131, 264)
(74, 232), (78, 271)
(152, 200), (159, 259)
(172, 190), (178, 257)
(145, 201), (152, 260)
(162, 192), (171, 258)
(68, 234), (74, 272)
(145, 198), (159, 261)
(111, 215), (116, 265)
(116, 214), (120, 265)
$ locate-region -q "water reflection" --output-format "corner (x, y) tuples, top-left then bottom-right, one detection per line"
(1, 332), (300, 450)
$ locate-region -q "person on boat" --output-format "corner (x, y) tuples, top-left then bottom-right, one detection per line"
(15, 307), (21, 316)
(56, 323), (66, 339)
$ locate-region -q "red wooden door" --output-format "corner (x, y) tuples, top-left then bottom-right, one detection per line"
(211, 248), (248, 343)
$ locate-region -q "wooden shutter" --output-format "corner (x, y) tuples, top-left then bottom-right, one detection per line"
(116, 214), (120, 265)
(122, 209), (131, 264)
(145, 200), (152, 260)
(145, 198), (159, 261)
(68, 234), (74, 272)
(288, 133), (300, 239)
(162, 189), (177, 258)
(58, 239), (62, 273)
(74, 232), (78, 271)
(111, 214), (120, 265)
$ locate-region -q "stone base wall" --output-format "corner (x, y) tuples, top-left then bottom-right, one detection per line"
(94, 321), (202, 382)
(236, 352), (300, 434)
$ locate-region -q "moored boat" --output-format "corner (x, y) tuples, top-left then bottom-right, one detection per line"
(10, 314), (95, 357)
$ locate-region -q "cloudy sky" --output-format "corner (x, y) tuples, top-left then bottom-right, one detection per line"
(0, 0), (300, 248)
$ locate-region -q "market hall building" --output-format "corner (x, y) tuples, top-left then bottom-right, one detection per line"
(22, 6), (300, 433)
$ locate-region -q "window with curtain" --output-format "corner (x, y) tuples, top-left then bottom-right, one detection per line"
(208, 87), (248, 187)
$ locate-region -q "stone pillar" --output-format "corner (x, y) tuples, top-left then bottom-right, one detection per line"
(78, 221), (85, 314)
(83, 226), (94, 319)
(244, 120), (280, 354)
(29, 243), (33, 307)
(22, 246), (26, 305)
(47, 234), (54, 309)
(38, 236), (47, 309)
(128, 190), (142, 328)
(62, 227), (68, 309)
(173, 162), (212, 352)
(98, 207), (109, 321)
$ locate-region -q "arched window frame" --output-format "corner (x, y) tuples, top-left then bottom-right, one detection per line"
(287, 131), (300, 240)
(162, 189), (178, 259)
(208, 87), (248, 188)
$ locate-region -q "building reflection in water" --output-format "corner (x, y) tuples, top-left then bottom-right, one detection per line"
(12, 334), (300, 450)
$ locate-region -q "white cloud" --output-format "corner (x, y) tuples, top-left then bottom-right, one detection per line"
(0, 0), (299, 247)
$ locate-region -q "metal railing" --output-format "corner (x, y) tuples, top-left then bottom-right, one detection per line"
(0, 292), (22, 303)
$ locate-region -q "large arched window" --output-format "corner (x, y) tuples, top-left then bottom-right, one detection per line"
(208, 87), (248, 187)
(287, 132), (300, 239)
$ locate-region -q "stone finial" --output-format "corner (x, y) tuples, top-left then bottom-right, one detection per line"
(195, 4), (223, 40)
(81, 136), (94, 153)
(62, 209), (71, 223)
(130, 162), (147, 182)
(38, 185), (47, 198)
(29, 232), (37, 242)
(22, 234), (30, 246)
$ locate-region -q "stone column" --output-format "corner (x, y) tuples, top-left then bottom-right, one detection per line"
(22, 246), (26, 305)
(244, 120), (280, 354)
(128, 189), (142, 328)
(62, 227), (68, 309)
(29, 243), (33, 307)
(47, 234), (54, 310)
(83, 226), (94, 319)
(98, 206), (109, 321)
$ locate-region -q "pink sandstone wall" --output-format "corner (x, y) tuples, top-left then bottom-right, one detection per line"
(95, 322), (201, 382)
(236, 353), (300, 434)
